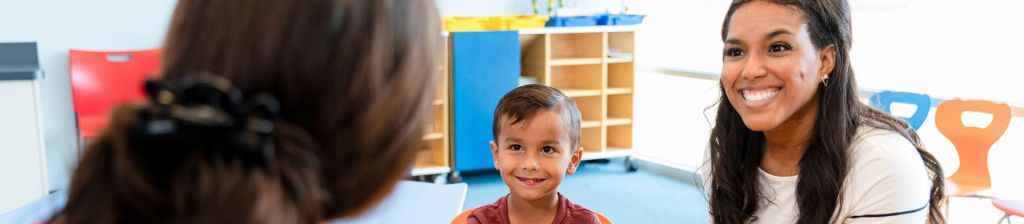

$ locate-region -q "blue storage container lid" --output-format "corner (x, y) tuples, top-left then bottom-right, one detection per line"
(597, 13), (646, 26)
(545, 15), (599, 27)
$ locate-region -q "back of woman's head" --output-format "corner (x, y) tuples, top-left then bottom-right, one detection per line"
(56, 0), (441, 223)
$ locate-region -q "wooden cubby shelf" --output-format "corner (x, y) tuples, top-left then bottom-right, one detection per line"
(551, 33), (604, 60)
(606, 88), (632, 95)
(606, 58), (633, 64)
(551, 58), (603, 66)
(412, 33), (452, 177)
(563, 89), (602, 97)
(518, 27), (637, 160)
(607, 124), (633, 149)
(607, 31), (634, 62)
(608, 62), (634, 91)
(605, 118), (632, 126)
(581, 126), (604, 152)
(608, 94), (634, 118)
(574, 95), (604, 124)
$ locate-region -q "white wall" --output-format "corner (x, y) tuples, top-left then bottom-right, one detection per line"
(629, 0), (1024, 104)
(632, 71), (719, 170)
(629, 0), (731, 74)
(851, 0), (1024, 105)
(0, 0), (177, 191)
(437, 0), (533, 16)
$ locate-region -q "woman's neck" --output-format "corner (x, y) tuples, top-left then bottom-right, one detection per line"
(761, 96), (820, 177)
(506, 193), (559, 224)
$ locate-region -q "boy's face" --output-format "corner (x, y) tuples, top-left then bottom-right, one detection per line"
(490, 109), (583, 201)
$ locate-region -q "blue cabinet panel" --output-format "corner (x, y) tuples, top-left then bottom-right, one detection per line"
(451, 31), (519, 172)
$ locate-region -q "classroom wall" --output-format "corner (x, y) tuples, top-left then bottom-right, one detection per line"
(631, 71), (719, 171)
(630, 0), (1024, 104)
(0, 0), (177, 190)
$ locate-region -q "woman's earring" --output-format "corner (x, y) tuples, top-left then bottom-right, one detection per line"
(822, 75), (830, 87)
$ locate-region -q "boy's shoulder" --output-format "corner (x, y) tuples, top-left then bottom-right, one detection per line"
(465, 193), (602, 224)
(556, 193), (601, 224)
(466, 194), (509, 224)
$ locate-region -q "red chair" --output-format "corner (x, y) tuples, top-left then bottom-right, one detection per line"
(993, 199), (1023, 223)
(69, 49), (161, 143)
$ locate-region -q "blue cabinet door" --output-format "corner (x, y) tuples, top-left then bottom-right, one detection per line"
(451, 31), (519, 172)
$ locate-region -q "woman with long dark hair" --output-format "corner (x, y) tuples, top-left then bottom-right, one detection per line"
(702, 0), (946, 223)
(51, 0), (441, 223)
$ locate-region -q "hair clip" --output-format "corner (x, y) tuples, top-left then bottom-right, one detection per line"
(137, 72), (280, 168)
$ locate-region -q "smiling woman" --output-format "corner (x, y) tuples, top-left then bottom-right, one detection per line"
(700, 0), (946, 224)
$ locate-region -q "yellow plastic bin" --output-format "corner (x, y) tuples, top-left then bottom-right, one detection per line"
(443, 17), (487, 32)
(484, 16), (512, 30)
(443, 15), (549, 31)
(506, 15), (548, 30)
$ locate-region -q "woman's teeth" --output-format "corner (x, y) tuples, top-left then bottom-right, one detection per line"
(742, 88), (780, 102)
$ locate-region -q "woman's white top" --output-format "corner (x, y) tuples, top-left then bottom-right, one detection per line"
(701, 126), (934, 223)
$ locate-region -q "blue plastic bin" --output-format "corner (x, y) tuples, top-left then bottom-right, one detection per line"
(597, 13), (646, 25)
(545, 16), (599, 27)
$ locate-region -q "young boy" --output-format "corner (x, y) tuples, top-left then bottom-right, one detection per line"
(466, 84), (600, 224)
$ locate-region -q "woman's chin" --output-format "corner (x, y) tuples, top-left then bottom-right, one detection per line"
(741, 117), (779, 132)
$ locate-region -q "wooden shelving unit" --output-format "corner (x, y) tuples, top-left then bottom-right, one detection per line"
(412, 34), (452, 177)
(550, 58), (603, 66)
(519, 27), (636, 161)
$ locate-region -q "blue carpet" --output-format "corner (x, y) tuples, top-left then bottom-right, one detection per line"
(461, 159), (710, 223)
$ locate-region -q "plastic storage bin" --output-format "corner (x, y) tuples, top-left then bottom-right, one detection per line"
(505, 15), (548, 30)
(443, 17), (487, 32)
(597, 13), (646, 25)
(545, 16), (599, 27)
(444, 15), (549, 31)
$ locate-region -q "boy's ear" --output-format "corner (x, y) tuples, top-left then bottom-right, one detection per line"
(566, 146), (584, 175)
(490, 140), (500, 170)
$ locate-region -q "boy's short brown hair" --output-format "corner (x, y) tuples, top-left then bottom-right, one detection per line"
(492, 84), (582, 150)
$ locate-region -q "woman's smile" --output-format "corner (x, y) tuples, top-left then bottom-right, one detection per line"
(740, 86), (783, 107)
